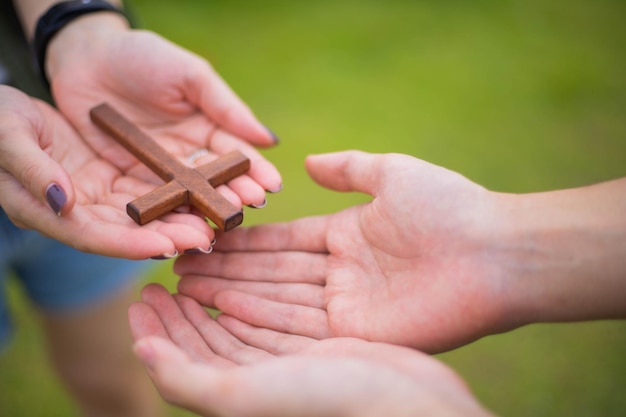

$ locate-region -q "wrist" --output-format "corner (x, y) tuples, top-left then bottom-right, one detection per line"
(45, 11), (129, 83)
(29, 1), (129, 85)
(494, 180), (626, 326)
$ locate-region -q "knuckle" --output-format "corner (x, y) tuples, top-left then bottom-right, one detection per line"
(20, 161), (45, 193)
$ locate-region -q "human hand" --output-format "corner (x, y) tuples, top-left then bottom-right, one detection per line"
(174, 150), (513, 353)
(0, 85), (216, 258)
(128, 283), (494, 417)
(175, 150), (626, 352)
(46, 13), (281, 209)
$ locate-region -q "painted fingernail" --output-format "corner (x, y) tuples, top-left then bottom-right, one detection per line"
(265, 126), (280, 144)
(266, 183), (283, 193)
(46, 183), (67, 216)
(248, 199), (267, 209)
(183, 246), (213, 255)
(150, 250), (179, 260)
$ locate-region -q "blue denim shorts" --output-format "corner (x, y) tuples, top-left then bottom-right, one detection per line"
(0, 209), (150, 349)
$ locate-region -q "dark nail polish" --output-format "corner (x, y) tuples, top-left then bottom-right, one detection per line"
(150, 250), (179, 260)
(248, 199), (267, 209)
(183, 247), (213, 255)
(265, 127), (280, 145)
(266, 183), (283, 194)
(46, 183), (67, 216)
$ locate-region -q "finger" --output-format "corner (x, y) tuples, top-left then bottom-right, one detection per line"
(61, 212), (176, 259)
(0, 191), (176, 259)
(137, 336), (353, 417)
(175, 294), (274, 365)
(128, 302), (170, 341)
(134, 337), (315, 417)
(215, 181), (262, 212)
(0, 104), (76, 216)
(215, 290), (332, 340)
(140, 284), (231, 367)
(0, 171), (65, 229)
(217, 315), (317, 355)
(223, 176), (267, 208)
(140, 211), (215, 255)
(58, 198), (214, 258)
(305, 150), (385, 196)
(185, 147), (266, 207)
(189, 61), (278, 148)
(209, 129), (282, 193)
(215, 183), (244, 210)
(207, 215), (332, 252)
(178, 277), (325, 309)
(132, 336), (227, 415)
(174, 251), (327, 284)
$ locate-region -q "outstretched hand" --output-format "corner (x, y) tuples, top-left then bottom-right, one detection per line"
(0, 85), (216, 258)
(174, 150), (513, 353)
(128, 283), (493, 417)
(47, 15), (282, 208)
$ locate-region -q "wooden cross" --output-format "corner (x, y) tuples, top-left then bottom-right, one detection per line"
(90, 103), (250, 231)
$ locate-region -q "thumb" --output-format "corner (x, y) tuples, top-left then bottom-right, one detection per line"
(133, 337), (221, 414)
(189, 60), (278, 148)
(133, 336), (189, 375)
(305, 150), (384, 196)
(0, 122), (75, 217)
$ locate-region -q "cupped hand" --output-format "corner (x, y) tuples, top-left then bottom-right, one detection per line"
(128, 283), (493, 417)
(0, 85), (215, 259)
(47, 15), (282, 209)
(175, 150), (514, 353)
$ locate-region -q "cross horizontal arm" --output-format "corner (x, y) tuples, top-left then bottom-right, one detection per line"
(197, 151), (251, 187)
(126, 180), (188, 225)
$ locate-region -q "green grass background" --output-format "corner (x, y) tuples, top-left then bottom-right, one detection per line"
(2, 0), (626, 415)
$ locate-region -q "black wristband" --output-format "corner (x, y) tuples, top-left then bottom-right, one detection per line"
(32, 0), (127, 86)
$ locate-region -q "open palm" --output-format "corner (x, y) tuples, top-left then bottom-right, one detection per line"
(128, 283), (492, 417)
(175, 151), (512, 353)
(0, 88), (214, 258)
(49, 25), (281, 207)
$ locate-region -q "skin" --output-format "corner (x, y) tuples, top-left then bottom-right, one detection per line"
(128, 283), (494, 417)
(8, 2), (283, 256)
(126, 149), (626, 413)
(44, 13), (283, 200)
(174, 150), (626, 353)
(5, 2), (280, 417)
(0, 85), (215, 258)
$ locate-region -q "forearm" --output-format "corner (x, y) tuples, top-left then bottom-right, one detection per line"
(499, 177), (626, 325)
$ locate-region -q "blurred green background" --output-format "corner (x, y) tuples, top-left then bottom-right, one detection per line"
(1, 0), (626, 416)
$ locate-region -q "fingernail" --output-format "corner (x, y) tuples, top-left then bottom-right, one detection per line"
(183, 246), (213, 255)
(248, 198), (267, 209)
(265, 126), (280, 144)
(46, 183), (67, 216)
(266, 183), (283, 193)
(150, 250), (179, 260)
